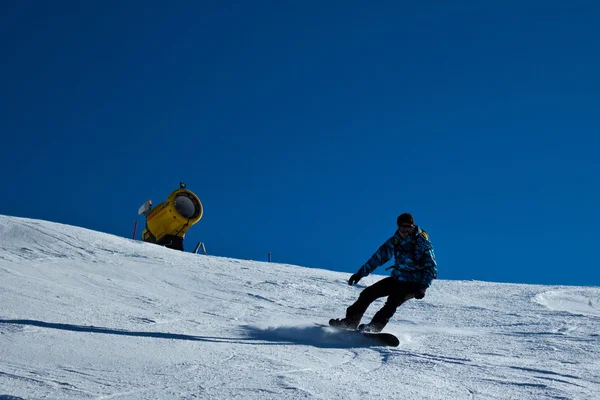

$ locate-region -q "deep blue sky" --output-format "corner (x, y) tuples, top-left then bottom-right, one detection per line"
(1, 1), (598, 286)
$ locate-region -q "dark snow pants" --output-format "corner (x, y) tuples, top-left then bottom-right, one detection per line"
(346, 277), (421, 329)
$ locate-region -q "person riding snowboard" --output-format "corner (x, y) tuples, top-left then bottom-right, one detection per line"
(330, 212), (437, 333)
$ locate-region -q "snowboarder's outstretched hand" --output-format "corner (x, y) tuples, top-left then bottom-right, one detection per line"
(348, 273), (362, 286)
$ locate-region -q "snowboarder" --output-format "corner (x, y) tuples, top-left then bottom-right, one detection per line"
(330, 213), (437, 333)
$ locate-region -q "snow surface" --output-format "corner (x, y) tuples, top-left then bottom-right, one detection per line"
(0, 215), (599, 400)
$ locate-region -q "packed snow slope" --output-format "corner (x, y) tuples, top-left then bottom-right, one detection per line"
(0, 215), (599, 400)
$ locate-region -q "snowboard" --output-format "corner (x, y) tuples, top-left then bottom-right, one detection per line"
(317, 322), (400, 347)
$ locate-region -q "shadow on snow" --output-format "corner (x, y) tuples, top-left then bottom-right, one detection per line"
(0, 319), (383, 349)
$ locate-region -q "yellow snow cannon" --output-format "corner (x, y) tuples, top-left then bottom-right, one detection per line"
(138, 182), (203, 251)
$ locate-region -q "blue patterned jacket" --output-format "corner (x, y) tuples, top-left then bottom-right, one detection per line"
(357, 226), (437, 288)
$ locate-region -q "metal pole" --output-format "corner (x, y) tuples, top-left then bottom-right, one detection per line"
(194, 242), (207, 255)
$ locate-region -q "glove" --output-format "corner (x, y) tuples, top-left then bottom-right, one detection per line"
(348, 273), (362, 286)
(414, 287), (426, 299)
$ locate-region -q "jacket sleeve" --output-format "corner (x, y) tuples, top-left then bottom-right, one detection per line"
(414, 235), (437, 278)
(357, 237), (395, 277)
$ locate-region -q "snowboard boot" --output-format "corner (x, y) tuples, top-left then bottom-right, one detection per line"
(329, 317), (360, 330)
(358, 323), (385, 333)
